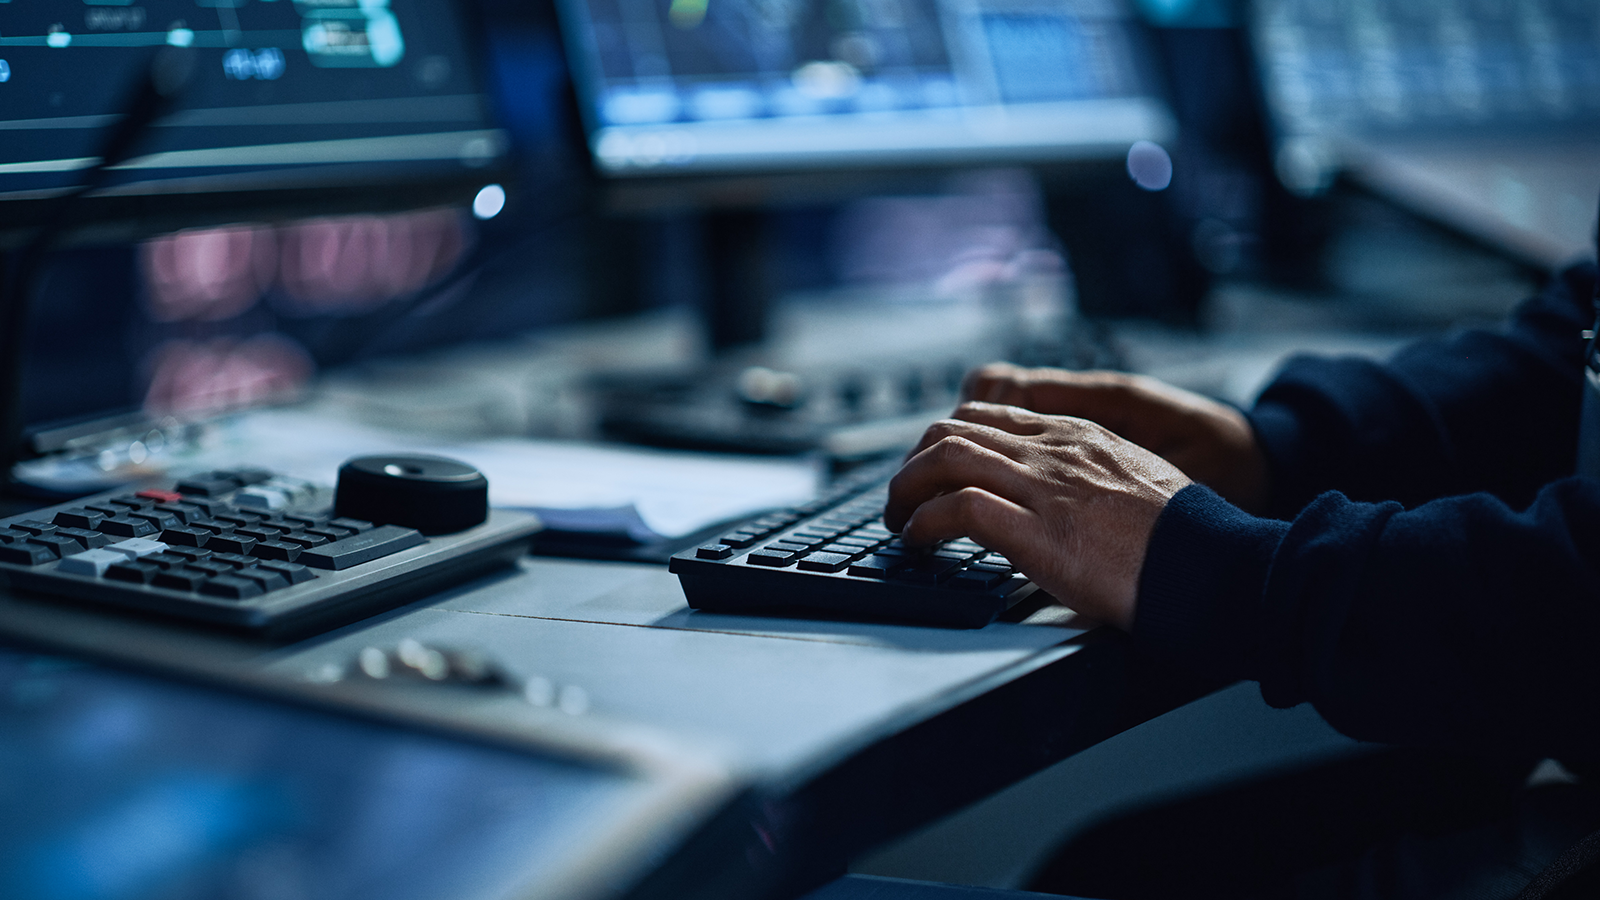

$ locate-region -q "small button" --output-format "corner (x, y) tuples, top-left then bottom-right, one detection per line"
(153, 570), (209, 592)
(819, 543), (864, 557)
(183, 561), (232, 578)
(129, 510), (183, 532)
(0, 543), (56, 566)
(136, 490), (185, 504)
(207, 552), (255, 569)
(832, 535), (877, 548)
(198, 575), (264, 599)
(11, 520), (58, 537)
(745, 549), (796, 567)
(206, 534), (257, 555)
(152, 504), (199, 524)
(947, 569), (1006, 590)
(96, 516), (157, 538)
(105, 538), (168, 560)
(250, 541), (302, 562)
(848, 554), (903, 578)
(106, 561), (161, 584)
(253, 561), (316, 585)
(233, 566), (290, 592)
(186, 519), (234, 536)
(695, 544), (733, 560)
(55, 527), (110, 551)
(143, 553), (188, 570)
(108, 496), (152, 510)
(967, 562), (1013, 576)
(84, 504), (123, 517)
(888, 557), (960, 584)
(231, 528), (276, 543)
(27, 535), (80, 558)
(159, 527), (211, 547)
(798, 552), (852, 573)
(765, 540), (810, 554)
(327, 517), (374, 534)
(718, 530), (760, 548)
(279, 532), (329, 549)
(164, 546), (213, 563)
(58, 548), (129, 577)
(0, 528), (28, 544)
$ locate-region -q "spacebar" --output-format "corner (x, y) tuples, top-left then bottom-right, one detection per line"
(298, 525), (426, 570)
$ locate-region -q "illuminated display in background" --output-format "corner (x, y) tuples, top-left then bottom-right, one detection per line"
(557, 0), (1176, 174)
(0, 0), (507, 207)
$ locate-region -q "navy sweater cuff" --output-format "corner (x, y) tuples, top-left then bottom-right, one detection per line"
(1134, 484), (1291, 683)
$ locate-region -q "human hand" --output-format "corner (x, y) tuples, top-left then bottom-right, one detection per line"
(963, 364), (1269, 514)
(883, 402), (1192, 631)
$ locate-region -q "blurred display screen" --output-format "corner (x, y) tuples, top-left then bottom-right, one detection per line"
(556, 0), (1174, 174)
(1253, 0), (1600, 140)
(0, 0), (507, 208)
(0, 648), (651, 900)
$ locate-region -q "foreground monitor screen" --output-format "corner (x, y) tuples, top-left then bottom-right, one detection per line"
(0, 646), (735, 900)
(0, 0), (508, 239)
(557, 0), (1174, 176)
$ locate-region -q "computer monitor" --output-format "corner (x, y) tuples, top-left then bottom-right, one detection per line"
(556, 0), (1173, 181)
(1249, 0), (1600, 268)
(0, 0), (510, 246)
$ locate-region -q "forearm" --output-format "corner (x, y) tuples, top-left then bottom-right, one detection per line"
(1249, 264), (1596, 517)
(1135, 481), (1600, 765)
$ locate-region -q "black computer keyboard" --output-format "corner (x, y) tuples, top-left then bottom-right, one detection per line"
(0, 468), (542, 638)
(670, 464), (1040, 628)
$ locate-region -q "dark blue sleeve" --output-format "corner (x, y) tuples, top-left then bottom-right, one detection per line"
(1248, 264), (1597, 517)
(1137, 482), (1600, 764)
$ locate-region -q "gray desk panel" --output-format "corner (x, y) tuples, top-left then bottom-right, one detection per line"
(266, 559), (1086, 776)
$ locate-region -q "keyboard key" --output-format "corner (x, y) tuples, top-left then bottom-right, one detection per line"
(164, 546), (214, 562)
(251, 541), (302, 562)
(199, 575), (264, 599)
(106, 561), (161, 584)
(143, 553), (188, 570)
(129, 510), (183, 532)
(183, 561), (232, 578)
(888, 557), (960, 584)
(746, 549), (797, 567)
(84, 503), (123, 517)
(765, 541), (810, 554)
(160, 527), (211, 548)
(11, 520), (58, 537)
(226, 468), (275, 487)
(798, 552), (852, 573)
(207, 534), (257, 555)
(719, 530), (760, 548)
(967, 562), (1013, 576)
(187, 519), (235, 536)
(59, 548), (128, 576)
(832, 535), (877, 548)
(212, 514), (262, 527)
(27, 535), (80, 558)
(946, 539), (985, 554)
(328, 517), (374, 534)
(947, 569), (1007, 590)
(96, 516), (158, 538)
(55, 527), (110, 551)
(789, 530), (834, 544)
(108, 496), (153, 510)
(298, 524), (425, 571)
(695, 544), (734, 560)
(208, 552), (255, 569)
(153, 570), (209, 592)
(232, 528), (276, 543)
(136, 489), (185, 504)
(153, 504), (200, 524)
(233, 566), (290, 592)
(0, 528), (28, 544)
(0, 543), (55, 565)
(253, 517), (301, 534)
(279, 532), (329, 549)
(819, 543), (864, 557)
(932, 549), (973, 562)
(848, 554), (902, 578)
(253, 561), (316, 585)
(106, 538), (168, 560)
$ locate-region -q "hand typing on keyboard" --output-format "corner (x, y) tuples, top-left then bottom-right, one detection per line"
(961, 364), (1268, 515)
(883, 401), (1191, 631)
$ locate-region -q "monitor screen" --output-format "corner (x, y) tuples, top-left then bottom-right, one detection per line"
(556, 0), (1174, 176)
(0, 0), (509, 241)
(0, 645), (721, 900)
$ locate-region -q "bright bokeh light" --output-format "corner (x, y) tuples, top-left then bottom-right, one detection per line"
(472, 184), (506, 220)
(1126, 140), (1173, 192)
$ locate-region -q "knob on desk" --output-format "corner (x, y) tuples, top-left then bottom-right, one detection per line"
(334, 455), (488, 535)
